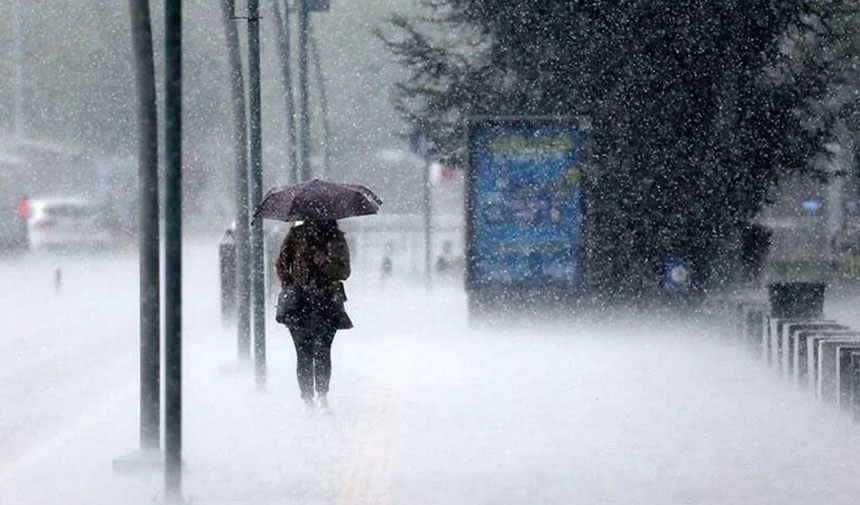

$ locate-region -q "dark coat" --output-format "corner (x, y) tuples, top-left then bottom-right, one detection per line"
(276, 223), (353, 330)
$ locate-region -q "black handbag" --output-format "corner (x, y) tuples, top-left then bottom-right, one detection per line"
(275, 283), (303, 325)
(331, 282), (353, 330)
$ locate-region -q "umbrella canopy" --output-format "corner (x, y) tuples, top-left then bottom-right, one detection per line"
(256, 179), (383, 222)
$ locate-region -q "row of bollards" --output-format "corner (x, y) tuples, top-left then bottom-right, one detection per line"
(723, 282), (860, 420)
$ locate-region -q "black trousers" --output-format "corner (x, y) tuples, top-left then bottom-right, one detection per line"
(290, 326), (336, 400)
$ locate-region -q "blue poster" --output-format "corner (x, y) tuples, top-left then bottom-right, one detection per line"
(663, 255), (692, 295)
(469, 119), (585, 288)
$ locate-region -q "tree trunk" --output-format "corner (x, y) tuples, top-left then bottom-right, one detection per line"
(270, 0), (298, 182)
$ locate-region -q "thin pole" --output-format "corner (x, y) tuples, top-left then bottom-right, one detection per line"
(220, 0), (251, 361)
(248, 0), (267, 390)
(423, 159), (432, 289)
(164, 0), (183, 499)
(270, 0), (298, 183)
(297, 0), (312, 181)
(308, 22), (331, 178)
(128, 0), (160, 451)
(12, 0), (24, 135)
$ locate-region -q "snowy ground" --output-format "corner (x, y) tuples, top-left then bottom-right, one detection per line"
(3, 241), (860, 504)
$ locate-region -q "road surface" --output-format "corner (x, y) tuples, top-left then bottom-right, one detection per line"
(2, 241), (860, 504)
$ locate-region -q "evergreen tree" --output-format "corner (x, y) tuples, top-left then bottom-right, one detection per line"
(382, 0), (850, 297)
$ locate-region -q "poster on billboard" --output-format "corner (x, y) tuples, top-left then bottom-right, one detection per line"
(466, 117), (588, 292)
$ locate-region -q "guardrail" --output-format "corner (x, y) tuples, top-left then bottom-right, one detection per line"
(712, 282), (860, 421)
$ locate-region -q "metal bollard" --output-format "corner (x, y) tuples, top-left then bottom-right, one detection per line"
(817, 336), (860, 403)
(767, 317), (797, 367)
(804, 331), (860, 394)
(746, 304), (768, 355)
(835, 345), (860, 410)
(768, 282), (826, 365)
(734, 300), (748, 342)
(850, 352), (860, 420)
(219, 226), (237, 328)
(54, 266), (62, 293)
(781, 322), (843, 379)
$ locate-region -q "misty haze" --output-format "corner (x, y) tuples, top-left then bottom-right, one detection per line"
(4, 1), (860, 504)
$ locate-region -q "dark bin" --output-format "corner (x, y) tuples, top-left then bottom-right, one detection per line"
(768, 282), (826, 320)
(220, 227), (237, 327)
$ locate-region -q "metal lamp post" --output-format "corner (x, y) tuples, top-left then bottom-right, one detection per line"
(296, 0), (329, 181)
(248, 0), (267, 390)
(112, 0), (161, 475)
(163, 0), (183, 498)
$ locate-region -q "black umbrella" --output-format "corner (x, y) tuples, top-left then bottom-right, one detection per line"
(255, 179), (383, 222)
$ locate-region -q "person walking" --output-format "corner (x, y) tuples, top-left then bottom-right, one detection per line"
(275, 219), (352, 410)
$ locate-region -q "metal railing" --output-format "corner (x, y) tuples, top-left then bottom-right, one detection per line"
(712, 283), (860, 421)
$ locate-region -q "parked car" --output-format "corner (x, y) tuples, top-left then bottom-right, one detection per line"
(26, 197), (113, 251)
(0, 201), (27, 254)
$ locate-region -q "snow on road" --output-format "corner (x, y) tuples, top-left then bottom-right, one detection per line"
(2, 241), (860, 504)
(0, 250), (139, 475)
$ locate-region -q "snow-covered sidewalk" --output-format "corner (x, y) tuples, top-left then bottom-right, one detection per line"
(4, 248), (860, 504)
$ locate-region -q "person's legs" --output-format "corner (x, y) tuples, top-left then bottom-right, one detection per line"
(313, 328), (336, 397)
(290, 329), (314, 403)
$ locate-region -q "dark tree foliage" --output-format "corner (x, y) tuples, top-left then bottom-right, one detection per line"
(382, 0), (844, 297)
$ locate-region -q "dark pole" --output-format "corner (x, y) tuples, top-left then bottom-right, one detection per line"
(271, 0), (298, 183)
(248, 0), (267, 390)
(12, 0), (24, 135)
(423, 157), (432, 289)
(164, 0), (183, 498)
(128, 0), (160, 451)
(308, 22), (331, 178)
(220, 0), (251, 362)
(297, 0), (311, 181)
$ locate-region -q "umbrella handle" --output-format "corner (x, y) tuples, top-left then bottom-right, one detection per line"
(251, 198), (266, 221)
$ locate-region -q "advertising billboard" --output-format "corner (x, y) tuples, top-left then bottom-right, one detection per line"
(467, 117), (588, 291)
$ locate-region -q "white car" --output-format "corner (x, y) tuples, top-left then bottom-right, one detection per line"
(26, 198), (113, 251)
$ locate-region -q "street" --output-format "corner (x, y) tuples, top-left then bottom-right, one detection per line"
(2, 240), (860, 504)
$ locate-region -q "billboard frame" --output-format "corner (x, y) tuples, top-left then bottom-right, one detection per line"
(465, 116), (593, 313)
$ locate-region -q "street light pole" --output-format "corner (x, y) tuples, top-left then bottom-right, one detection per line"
(412, 131), (433, 289)
(423, 159), (432, 289)
(219, 0), (252, 362)
(247, 0), (267, 390)
(163, 0), (183, 498)
(128, 0), (160, 452)
(297, 0), (311, 181)
(12, 0), (24, 135)
(270, 0), (298, 183)
(308, 23), (332, 178)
